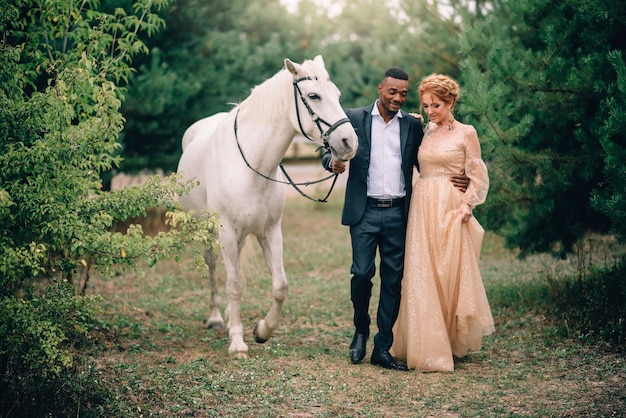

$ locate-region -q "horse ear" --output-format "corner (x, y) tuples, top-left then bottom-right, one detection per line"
(284, 58), (299, 76)
(313, 55), (325, 68)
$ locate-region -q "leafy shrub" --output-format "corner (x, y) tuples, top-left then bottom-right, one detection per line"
(548, 257), (626, 346)
(0, 0), (218, 414)
(0, 283), (105, 416)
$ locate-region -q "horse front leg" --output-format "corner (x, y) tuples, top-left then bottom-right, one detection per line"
(220, 231), (249, 357)
(254, 224), (289, 343)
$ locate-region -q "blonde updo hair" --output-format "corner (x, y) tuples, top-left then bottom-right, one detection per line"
(418, 73), (460, 113)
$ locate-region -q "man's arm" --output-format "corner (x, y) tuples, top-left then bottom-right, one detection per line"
(321, 149), (346, 173)
(321, 149), (333, 172)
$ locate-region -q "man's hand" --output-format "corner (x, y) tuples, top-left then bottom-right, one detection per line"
(450, 169), (470, 192)
(330, 158), (346, 174)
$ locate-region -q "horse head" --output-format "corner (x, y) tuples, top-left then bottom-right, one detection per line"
(285, 56), (358, 163)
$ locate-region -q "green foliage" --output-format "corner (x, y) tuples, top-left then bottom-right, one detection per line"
(547, 256), (626, 345)
(0, 0), (219, 413)
(458, 0), (626, 256)
(454, 0), (626, 347)
(0, 287), (112, 415)
(119, 0), (300, 172)
(0, 283), (100, 377)
(117, 0), (463, 173)
(592, 50), (626, 242)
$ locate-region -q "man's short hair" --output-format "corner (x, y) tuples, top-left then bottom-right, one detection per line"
(384, 68), (409, 81)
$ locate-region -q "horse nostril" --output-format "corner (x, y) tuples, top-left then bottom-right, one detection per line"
(343, 137), (358, 150)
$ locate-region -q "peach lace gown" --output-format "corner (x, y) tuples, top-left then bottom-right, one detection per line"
(390, 121), (495, 372)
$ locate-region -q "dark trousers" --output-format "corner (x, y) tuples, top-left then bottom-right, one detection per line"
(349, 203), (407, 351)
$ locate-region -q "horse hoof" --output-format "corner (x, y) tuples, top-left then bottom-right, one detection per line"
(207, 321), (224, 330)
(254, 333), (268, 344)
(231, 351), (248, 359)
(253, 322), (270, 343)
(228, 342), (249, 358)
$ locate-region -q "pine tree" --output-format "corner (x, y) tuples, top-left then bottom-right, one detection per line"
(118, 0), (303, 173)
(593, 50), (626, 242)
(459, 0), (626, 256)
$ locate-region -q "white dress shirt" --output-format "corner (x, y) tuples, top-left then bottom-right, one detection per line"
(367, 101), (406, 199)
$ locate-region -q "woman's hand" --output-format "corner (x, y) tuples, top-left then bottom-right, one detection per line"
(457, 202), (472, 222)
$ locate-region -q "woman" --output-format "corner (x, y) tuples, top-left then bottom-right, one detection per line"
(390, 74), (495, 372)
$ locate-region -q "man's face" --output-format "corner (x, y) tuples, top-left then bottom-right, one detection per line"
(377, 77), (409, 116)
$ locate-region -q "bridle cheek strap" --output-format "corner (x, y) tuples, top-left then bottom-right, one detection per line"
(293, 77), (351, 151)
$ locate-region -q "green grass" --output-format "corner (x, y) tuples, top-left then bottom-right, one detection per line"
(83, 195), (626, 417)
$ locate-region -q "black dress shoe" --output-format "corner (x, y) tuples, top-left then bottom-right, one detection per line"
(371, 349), (408, 371)
(349, 333), (367, 364)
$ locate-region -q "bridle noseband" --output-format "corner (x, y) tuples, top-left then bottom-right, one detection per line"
(233, 75), (352, 203)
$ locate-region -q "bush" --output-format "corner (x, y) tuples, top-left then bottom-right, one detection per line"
(548, 257), (626, 346)
(0, 1), (219, 414)
(0, 284), (106, 416)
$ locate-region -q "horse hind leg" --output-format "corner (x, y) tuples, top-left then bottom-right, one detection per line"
(253, 226), (288, 344)
(205, 249), (225, 330)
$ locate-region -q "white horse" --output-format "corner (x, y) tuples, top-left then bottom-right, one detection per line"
(177, 56), (358, 357)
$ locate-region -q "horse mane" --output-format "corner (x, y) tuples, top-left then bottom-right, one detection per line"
(238, 58), (331, 124)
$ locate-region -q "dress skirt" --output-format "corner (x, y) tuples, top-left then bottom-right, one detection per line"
(391, 175), (495, 372)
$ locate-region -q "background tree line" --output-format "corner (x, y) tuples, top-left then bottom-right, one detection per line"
(118, 0), (464, 172)
(119, 0), (626, 256)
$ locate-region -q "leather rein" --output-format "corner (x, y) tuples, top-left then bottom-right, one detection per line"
(233, 76), (351, 203)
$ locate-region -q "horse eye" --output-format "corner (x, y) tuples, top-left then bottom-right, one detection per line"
(308, 93), (321, 100)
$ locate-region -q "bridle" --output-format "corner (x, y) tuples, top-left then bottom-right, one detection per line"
(234, 76), (352, 202)
(292, 76), (351, 151)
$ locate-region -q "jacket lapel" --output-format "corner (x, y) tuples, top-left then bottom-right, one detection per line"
(362, 105), (373, 153)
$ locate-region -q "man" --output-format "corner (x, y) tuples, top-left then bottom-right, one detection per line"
(322, 68), (468, 371)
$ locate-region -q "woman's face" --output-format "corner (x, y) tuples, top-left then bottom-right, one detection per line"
(421, 92), (453, 126)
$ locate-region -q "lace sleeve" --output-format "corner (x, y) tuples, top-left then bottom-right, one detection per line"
(462, 126), (489, 208)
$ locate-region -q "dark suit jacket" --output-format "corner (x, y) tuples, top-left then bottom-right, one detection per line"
(323, 103), (424, 226)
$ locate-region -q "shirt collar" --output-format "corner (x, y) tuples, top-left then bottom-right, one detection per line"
(372, 100), (404, 118)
